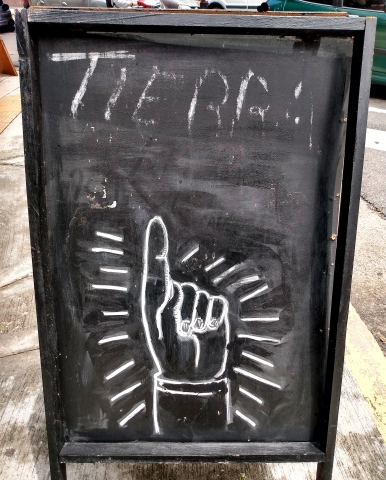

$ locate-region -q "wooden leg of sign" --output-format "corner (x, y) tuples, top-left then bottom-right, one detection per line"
(316, 460), (333, 480)
(59, 462), (67, 480)
(47, 459), (67, 480)
(48, 457), (67, 480)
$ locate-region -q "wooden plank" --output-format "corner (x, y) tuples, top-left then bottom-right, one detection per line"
(316, 17), (377, 480)
(29, 7), (350, 16)
(26, 8), (366, 32)
(16, 9), (66, 480)
(60, 442), (325, 463)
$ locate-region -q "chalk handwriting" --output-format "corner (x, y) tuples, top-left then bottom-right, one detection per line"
(50, 54), (310, 142)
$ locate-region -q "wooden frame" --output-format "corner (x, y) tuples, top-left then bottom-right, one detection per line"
(16, 8), (376, 480)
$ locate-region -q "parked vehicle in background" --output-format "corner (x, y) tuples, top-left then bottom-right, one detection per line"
(267, 0), (386, 85)
(0, 1), (14, 32)
(137, 0), (160, 7)
(160, 0), (198, 8)
(25, 0), (105, 7)
(199, 0), (264, 8)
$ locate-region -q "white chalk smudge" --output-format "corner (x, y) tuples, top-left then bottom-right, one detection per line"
(310, 104), (314, 150)
(236, 70), (254, 121)
(91, 247), (123, 255)
(71, 55), (98, 119)
(132, 67), (159, 135)
(213, 264), (242, 285)
(133, 67), (181, 136)
(294, 81), (302, 99)
(234, 367), (282, 389)
(96, 231), (123, 242)
(207, 104), (221, 130)
(189, 69), (229, 133)
(235, 409), (256, 428)
(218, 71), (230, 105)
(50, 51), (135, 62)
(239, 387), (263, 405)
(105, 360), (135, 381)
(180, 245), (199, 263)
(98, 334), (129, 345)
(257, 76), (268, 92)
(111, 382), (141, 403)
(237, 334), (280, 345)
(205, 256), (226, 272)
(188, 78), (202, 132)
(105, 67), (127, 121)
(295, 117), (300, 124)
(102, 310), (129, 316)
(100, 267), (129, 274)
(241, 316), (280, 322)
(91, 284), (128, 292)
(119, 403), (145, 426)
(242, 351), (274, 368)
(249, 105), (270, 122)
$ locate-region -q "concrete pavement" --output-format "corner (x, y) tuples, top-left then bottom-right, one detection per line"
(351, 94), (386, 357)
(0, 40), (386, 479)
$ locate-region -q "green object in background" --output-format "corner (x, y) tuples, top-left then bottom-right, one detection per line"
(267, 0), (386, 85)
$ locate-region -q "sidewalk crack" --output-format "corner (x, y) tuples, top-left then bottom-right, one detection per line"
(0, 272), (33, 290)
(0, 346), (39, 360)
(361, 194), (386, 220)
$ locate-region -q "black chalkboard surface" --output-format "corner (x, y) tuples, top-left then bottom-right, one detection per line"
(16, 8), (375, 480)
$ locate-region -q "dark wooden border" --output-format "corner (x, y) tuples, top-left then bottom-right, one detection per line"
(16, 7), (67, 480)
(15, 9), (376, 480)
(25, 7), (367, 34)
(316, 16), (376, 480)
(60, 442), (324, 463)
(28, 6), (351, 15)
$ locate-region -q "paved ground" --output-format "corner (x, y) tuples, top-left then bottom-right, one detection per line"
(0, 33), (386, 479)
(351, 89), (386, 356)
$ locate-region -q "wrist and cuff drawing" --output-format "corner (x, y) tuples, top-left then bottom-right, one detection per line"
(153, 374), (231, 435)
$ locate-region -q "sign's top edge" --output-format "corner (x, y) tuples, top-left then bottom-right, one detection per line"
(26, 7), (350, 16)
(23, 6), (369, 30)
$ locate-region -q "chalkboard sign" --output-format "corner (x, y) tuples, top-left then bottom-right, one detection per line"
(16, 8), (375, 480)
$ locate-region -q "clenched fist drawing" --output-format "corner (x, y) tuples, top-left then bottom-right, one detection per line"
(141, 216), (231, 433)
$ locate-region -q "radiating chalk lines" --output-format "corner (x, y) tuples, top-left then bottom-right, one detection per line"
(175, 233), (284, 430)
(91, 230), (129, 295)
(90, 228), (147, 427)
(87, 223), (284, 430)
(118, 402), (146, 427)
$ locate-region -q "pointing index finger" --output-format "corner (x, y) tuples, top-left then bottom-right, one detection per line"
(142, 216), (173, 341)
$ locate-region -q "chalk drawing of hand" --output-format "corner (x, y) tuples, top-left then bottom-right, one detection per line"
(141, 216), (231, 433)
